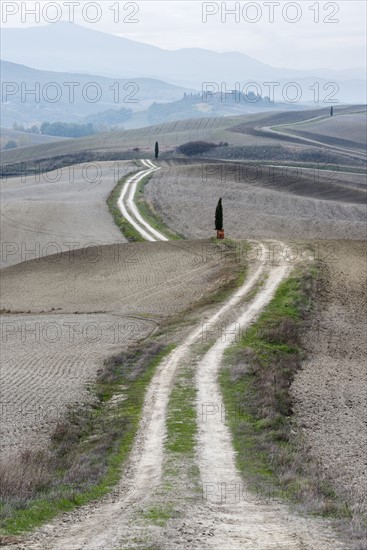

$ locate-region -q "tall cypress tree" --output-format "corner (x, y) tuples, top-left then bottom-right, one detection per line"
(215, 198), (223, 231)
(155, 141), (159, 159)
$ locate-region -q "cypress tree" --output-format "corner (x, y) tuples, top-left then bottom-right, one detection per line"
(155, 141), (159, 159)
(215, 198), (223, 231)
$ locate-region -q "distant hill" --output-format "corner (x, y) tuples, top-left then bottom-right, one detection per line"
(1, 22), (366, 102)
(81, 91), (307, 130)
(133, 91), (304, 128)
(0, 60), (193, 127)
(0, 127), (69, 150)
(1, 105), (365, 167)
(1, 22), (275, 85)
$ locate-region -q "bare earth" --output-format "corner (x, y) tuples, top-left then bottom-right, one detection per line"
(292, 241), (367, 514)
(145, 162), (367, 241)
(0, 161), (137, 268)
(0, 312), (153, 456)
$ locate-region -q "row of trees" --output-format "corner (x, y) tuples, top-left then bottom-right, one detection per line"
(39, 122), (96, 138)
(12, 121), (96, 138)
(13, 122), (39, 134)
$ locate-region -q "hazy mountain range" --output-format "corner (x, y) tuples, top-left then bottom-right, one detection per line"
(1, 22), (366, 131)
(2, 22), (365, 88)
(1, 59), (307, 130)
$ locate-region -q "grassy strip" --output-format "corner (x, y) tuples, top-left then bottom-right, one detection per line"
(141, 242), (250, 530)
(166, 367), (197, 457)
(136, 173), (183, 240)
(162, 244), (250, 455)
(141, 364), (199, 529)
(220, 264), (351, 519)
(0, 343), (174, 536)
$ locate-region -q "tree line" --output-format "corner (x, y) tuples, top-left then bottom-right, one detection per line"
(12, 121), (96, 138)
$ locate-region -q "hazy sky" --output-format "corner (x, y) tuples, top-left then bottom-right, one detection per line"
(2, 1), (366, 70)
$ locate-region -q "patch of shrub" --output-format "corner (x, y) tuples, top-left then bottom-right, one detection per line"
(0, 450), (52, 502)
(176, 141), (219, 156)
(259, 317), (300, 347)
(3, 140), (18, 150)
(98, 342), (164, 385)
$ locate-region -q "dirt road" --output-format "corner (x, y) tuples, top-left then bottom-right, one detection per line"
(8, 162), (347, 549)
(257, 117), (367, 163)
(117, 159), (168, 241)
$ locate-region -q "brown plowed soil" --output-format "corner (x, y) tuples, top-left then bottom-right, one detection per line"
(0, 161), (137, 268)
(292, 241), (367, 515)
(0, 239), (229, 455)
(145, 162), (366, 241)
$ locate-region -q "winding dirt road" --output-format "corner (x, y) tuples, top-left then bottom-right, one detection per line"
(117, 159), (168, 242)
(10, 161), (347, 549)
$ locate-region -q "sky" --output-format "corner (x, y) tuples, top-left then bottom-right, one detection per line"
(1, 1), (366, 70)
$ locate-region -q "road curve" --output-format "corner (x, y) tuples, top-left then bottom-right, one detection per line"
(257, 122), (367, 162)
(117, 159), (168, 242)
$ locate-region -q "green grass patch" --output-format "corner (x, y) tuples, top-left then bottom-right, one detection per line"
(166, 367), (197, 456)
(143, 504), (176, 527)
(141, 349), (205, 528)
(220, 264), (352, 519)
(0, 343), (175, 535)
(161, 352), (202, 510)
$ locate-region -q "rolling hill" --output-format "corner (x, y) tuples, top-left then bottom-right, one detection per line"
(0, 127), (69, 149)
(1, 105), (365, 169)
(0, 60), (193, 127)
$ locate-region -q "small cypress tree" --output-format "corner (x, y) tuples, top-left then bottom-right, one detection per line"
(215, 198), (223, 231)
(155, 141), (159, 159)
(330, 106), (334, 116)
